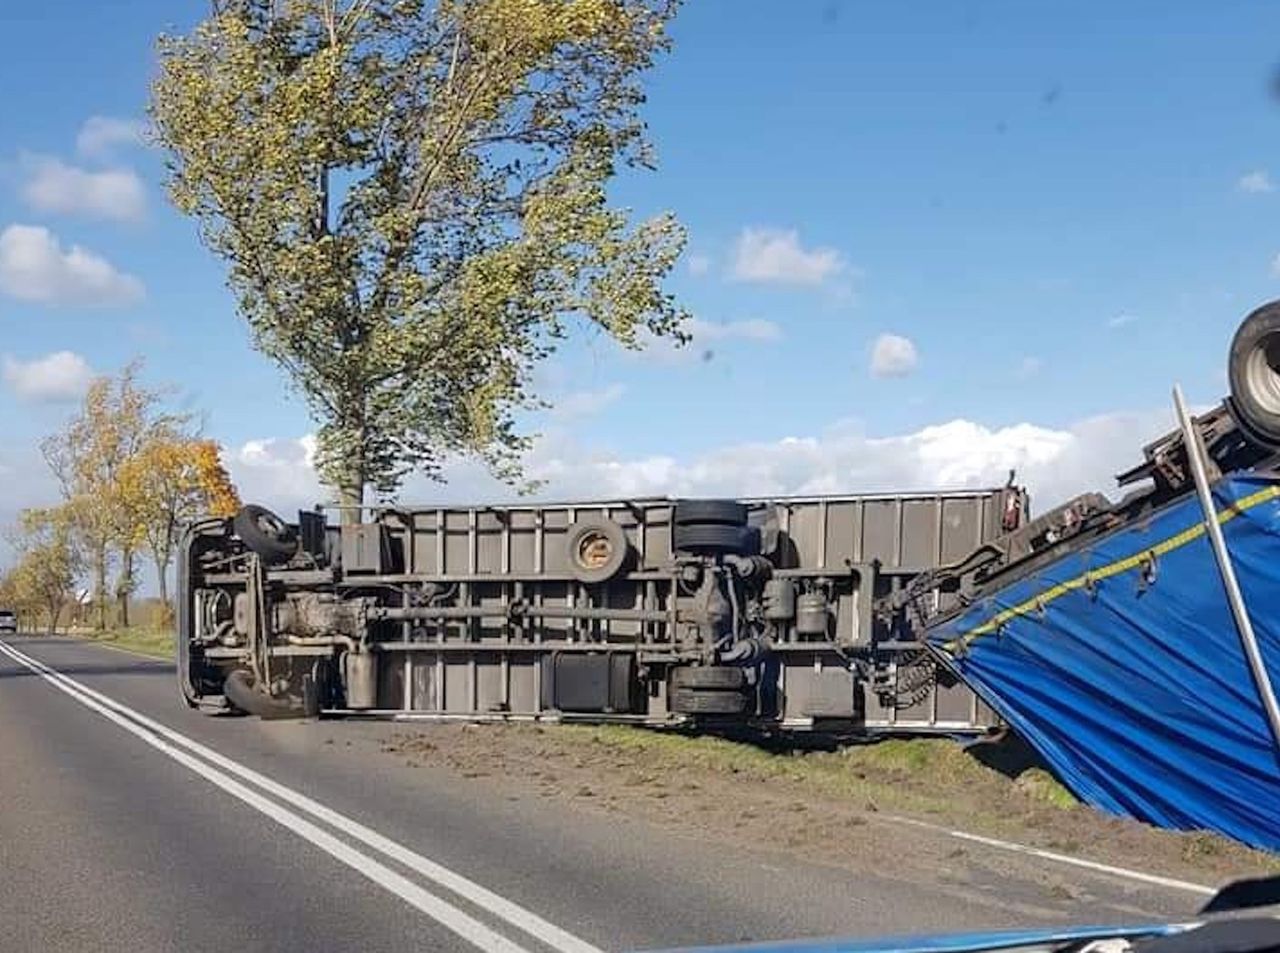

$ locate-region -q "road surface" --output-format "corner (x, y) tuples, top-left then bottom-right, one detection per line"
(0, 635), (1206, 952)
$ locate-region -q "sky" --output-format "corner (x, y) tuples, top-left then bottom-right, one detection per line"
(4, 0), (1280, 544)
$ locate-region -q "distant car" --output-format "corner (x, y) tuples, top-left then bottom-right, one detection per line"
(0, 610), (16, 633)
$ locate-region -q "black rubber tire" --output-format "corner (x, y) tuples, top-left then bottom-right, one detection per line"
(564, 518), (630, 584)
(669, 687), (749, 715)
(1229, 300), (1280, 448)
(674, 499), (747, 527)
(222, 669), (308, 720)
(670, 665), (746, 691)
(232, 504), (297, 565)
(673, 523), (754, 555)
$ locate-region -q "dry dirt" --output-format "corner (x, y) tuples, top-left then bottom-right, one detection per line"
(381, 723), (1279, 900)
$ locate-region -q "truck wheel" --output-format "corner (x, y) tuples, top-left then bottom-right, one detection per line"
(669, 687), (749, 715)
(565, 518), (630, 584)
(673, 523), (754, 555)
(1230, 300), (1280, 448)
(222, 668), (308, 720)
(232, 504), (298, 565)
(674, 499), (747, 527)
(670, 665), (746, 690)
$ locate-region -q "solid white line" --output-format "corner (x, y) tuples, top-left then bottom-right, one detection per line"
(13, 639), (1215, 927)
(0, 638), (604, 953)
(888, 815), (1215, 896)
(0, 641), (534, 953)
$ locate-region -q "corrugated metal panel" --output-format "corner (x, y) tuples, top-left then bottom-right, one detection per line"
(363, 490), (1015, 727)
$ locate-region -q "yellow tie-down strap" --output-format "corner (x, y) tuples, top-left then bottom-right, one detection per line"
(941, 484), (1280, 655)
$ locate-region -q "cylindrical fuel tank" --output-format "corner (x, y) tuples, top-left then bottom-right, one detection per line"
(342, 650), (379, 709)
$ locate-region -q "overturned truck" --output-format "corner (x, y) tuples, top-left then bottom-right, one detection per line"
(181, 301), (1280, 758)
(178, 485), (1020, 731)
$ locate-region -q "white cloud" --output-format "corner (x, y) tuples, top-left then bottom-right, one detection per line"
(730, 227), (845, 285)
(1015, 356), (1043, 380)
(551, 383), (626, 419)
(870, 332), (918, 378)
(229, 436), (325, 513)
(2, 351), (94, 403)
(76, 116), (147, 159)
(0, 224), (144, 307)
(1108, 312), (1139, 328)
(686, 253), (711, 277)
(227, 408), (1173, 521)
(21, 155), (146, 222)
(1238, 170), (1274, 194)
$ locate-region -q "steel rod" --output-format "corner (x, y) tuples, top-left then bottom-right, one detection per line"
(1173, 384), (1280, 756)
(370, 604), (671, 623)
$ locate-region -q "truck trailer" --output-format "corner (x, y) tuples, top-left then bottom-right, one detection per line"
(178, 485), (1020, 732)
(179, 301), (1280, 754)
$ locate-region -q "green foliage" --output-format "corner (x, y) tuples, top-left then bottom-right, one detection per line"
(6, 506), (86, 634)
(40, 364), (185, 629)
(152, 0), (689, 504)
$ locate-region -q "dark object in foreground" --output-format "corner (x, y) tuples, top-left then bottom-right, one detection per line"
(650, 878), (1280, 952)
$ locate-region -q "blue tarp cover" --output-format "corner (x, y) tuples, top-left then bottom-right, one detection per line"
(929, 474), (1280, 851)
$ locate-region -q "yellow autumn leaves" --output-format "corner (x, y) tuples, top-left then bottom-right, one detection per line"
(3, 365), (240, 632)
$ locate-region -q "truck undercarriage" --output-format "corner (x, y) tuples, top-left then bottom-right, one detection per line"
(179, 301), (1280, 738)
(178, 488), (1017, 731)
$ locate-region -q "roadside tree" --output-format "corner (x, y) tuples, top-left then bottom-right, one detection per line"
(152, 0), (689, 512)
(41, 365), (187, 629)
(7, 506), (86, 635)
(121, 437), (241, 620)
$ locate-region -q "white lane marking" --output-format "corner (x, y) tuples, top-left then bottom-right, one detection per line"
(0, 639), (604, 953)
(0, 641), (534, 953)
(12, 640), (1216, 925)
(889, 815), (1215, 896)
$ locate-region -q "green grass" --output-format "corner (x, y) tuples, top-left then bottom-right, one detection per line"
(538, 724), (1279, 877)
(76, 627), (175, 660)
(572, 725), (1072, 821)
(1013, 767), (1078, 808)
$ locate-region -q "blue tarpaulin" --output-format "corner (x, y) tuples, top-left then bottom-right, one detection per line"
(929, 474), (1280, 851)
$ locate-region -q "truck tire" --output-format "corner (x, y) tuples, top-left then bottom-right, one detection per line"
(1230, 300), (1280, 448)
(673, 523), (754, 555)
(222, 669), (308, 720)
(669, 687), (749, 715)
(233, 504), (297, 566)
(674, 499), (747, 527)
(670, 665), (746, 691)
(564, 518), (630, 584)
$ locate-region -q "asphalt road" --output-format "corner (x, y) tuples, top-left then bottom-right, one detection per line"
(0, 635), (1210, 953)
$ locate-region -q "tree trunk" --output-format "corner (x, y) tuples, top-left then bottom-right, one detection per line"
(157, 563), (169, 616)
(156, 554), (172, 629)
(94, 544), (107, 631)
(47, 602), (62, 636)
(118, 548), (133, 628)
(338, 476), (365, 526)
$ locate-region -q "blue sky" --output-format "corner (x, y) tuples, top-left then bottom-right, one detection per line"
(3, 1), (1280, 521)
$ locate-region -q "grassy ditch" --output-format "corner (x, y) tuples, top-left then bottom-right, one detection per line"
(390, 721), (1280, 886)
(73, 627), (176, 660)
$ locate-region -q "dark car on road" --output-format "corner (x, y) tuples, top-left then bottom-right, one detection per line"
(0, 610), (16, 633)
